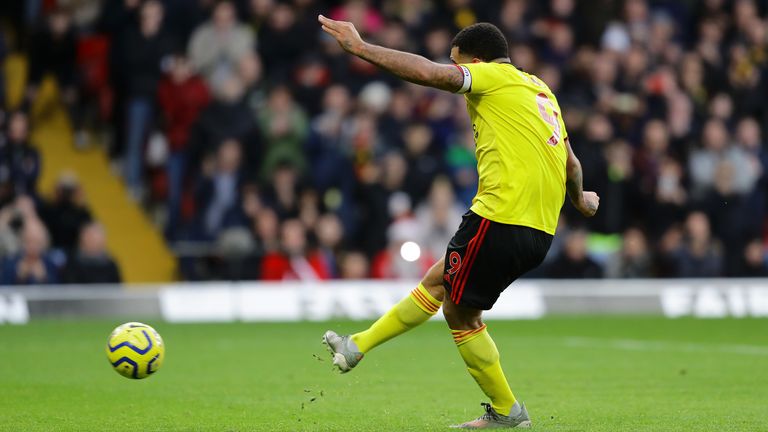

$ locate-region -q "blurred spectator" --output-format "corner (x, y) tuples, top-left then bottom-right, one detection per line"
(735, 239), (768, 277)
(0, 196), (38, 257)
(673, 211), (724, 278)
(689, 118), (757, 199)
(0, 112), (40, 198)
(353, 153), (400, 256)
(330, 1), (384, 35)
(305, 84), (357, 229)
(260, 219), (330, 280)
(654, 224), (682, 278)
(62, 222), (121, 284)
(157, 53), (211, 229)
(734, 117), (768, 233)
(444, 128), (478, 207)
(246, 0), (274, 30)
(59, 0), (102, 31)
(210, 226), (259, 281)
(293, 55), (332, 116)
(357, 81), (392, 116)
(0, 30), (6, 107)
(239, 182), (263, 224)
(541, 23), (576, 67)
(194, 139), (244, 240)
(1, 219), (59, 285)
(596, 140), (634, 233)
(339, 250), (370, 279)
(378, 87), (413, 147)
(257, 2), (304, 77)
(424, 27), (453, 62)
(98, 0), (142, 35)
(703, 160), (752, 275)
(650, 157), (688, 235)
(98, 0), (141, 155)
(187, 76), (259, 176)
(547, 229), (603, 278)
(38, 173), (93, 252)
(601, 0), (651, 52)
(253, 206), (280, 255)
(315, 213), (345, 278)
(239, 53), (265, 110)
(634, 120), (670, 202)
(605, 227), (652, 278)
(188, 0), (254, 92)
(27, 7), (76, 87)
(415, 176), (463, 260)
(26, 7), (79, 130)
(402, 123), (444, 204)
(257, 86), (309, 179)
(263, 162), (301, 220)
(298, 188), (320, 229)
(112, 0), (175, 197)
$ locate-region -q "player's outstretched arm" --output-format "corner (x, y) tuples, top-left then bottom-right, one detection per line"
(565, 138), (599, 217)
(319, 15), (464, 92)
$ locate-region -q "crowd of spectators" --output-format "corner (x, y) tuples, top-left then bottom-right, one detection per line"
(3, 0), (768, 282)
(0, 109), (121, 285)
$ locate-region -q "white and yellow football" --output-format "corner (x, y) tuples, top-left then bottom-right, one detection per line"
(106, 322), (165, 379)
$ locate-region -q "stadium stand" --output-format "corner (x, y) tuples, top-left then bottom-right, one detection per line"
(0, 0), (766, 284)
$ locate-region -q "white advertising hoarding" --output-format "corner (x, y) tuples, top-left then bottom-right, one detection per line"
(158, 281), (546, 323)
(0, 293), (29, 324)
(661, 284), (768, 318)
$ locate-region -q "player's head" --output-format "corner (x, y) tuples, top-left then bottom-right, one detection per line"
(450, 23), (509, 64)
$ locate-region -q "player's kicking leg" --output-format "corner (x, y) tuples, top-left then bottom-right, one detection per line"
(322, 257), (446, 373)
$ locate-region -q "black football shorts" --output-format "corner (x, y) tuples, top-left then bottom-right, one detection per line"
(443, 211), (553, 310)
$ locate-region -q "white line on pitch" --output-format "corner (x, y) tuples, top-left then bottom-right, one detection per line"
(561, 337), (768, 356)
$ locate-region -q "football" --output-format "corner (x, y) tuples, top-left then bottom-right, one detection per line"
(105, 322), (165, 379)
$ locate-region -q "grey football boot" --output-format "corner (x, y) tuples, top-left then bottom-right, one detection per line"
(322, 330), (364, 373)
(450, 402), (532, 429)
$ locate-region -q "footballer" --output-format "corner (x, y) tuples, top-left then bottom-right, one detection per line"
(319, 15), (599, 429)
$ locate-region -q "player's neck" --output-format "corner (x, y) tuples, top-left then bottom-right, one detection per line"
(489, 57), (512, 64)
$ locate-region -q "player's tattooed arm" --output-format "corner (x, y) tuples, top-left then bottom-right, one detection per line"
(565, 138), (600, 217)
(358, 44), (465, 92)
(318, 15), (464, 92)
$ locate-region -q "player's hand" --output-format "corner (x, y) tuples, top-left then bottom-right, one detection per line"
(318, 14), (365, 55)
(576, 191), (600, 217)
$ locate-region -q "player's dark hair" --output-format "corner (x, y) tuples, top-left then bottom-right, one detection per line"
(451, 23), (509, 62)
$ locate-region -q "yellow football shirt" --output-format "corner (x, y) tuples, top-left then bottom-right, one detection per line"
(456, 62), (568, 235)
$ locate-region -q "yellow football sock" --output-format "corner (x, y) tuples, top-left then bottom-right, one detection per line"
(452, 325), (516, 416)
(351, 283), (441, 353)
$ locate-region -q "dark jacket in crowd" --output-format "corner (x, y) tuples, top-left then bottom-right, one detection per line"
(187, 99), (260, 172)
(39, 200), (93, 252)
(62, 253), (122, 284)
(114, 28), (175, 98)
(0, 142), (40, 197)
(28, 25), (77, 87)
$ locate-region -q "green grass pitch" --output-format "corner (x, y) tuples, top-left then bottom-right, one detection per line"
(1, 317), (766, 431)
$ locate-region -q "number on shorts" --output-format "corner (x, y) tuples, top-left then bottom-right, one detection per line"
(447, 251), (462, 275)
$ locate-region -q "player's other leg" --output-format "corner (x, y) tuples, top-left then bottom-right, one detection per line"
(444, 300), (530, 429)
(322, 257), (445, 372)
(442, 213), (552, 428)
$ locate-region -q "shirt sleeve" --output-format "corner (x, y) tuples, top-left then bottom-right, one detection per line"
(454, 62), (496, 95)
